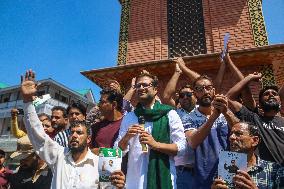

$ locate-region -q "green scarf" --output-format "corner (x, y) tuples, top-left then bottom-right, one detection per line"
(134, 101), (173, 189)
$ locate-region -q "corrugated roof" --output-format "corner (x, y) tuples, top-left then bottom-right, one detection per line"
(76, 89), (91, 96)
(0, 82), (9, 89)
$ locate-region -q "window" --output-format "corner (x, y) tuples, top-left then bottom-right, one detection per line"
(1, 93), (10, 103)
(61, 96), (67, 103)
(55, 93), (60, 100)
(168, 0), (207, 58)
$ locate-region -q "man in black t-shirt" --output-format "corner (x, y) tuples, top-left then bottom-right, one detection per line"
(228, 73), (284, 165)
(9, 136), (52, 189)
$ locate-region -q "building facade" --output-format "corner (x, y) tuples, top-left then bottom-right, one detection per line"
(0, 78), (95, 136)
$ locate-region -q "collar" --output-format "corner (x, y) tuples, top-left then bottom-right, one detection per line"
(194, 107), (207, 118)
(66, 148), (96, 166)
(32, 163), (48, 183)
(177, 108), (188, 113)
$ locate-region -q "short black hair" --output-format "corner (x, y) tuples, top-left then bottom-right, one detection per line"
(178, 84), (192, 94)
(100, 89), (123, 112)
(135, 71), (159, 87)
(0, 149), (5, 156)
(51, 106), (67, 118)
(70, 120), (91, 135)
(259, 85), (279, 100)
(193, 75), (213, 88)
(67, 102), (87, 116)
(38, 113), (51, 121)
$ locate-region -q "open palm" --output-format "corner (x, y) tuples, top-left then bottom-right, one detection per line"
(21, 70), (38, 102)
(21, 80), (37, 96)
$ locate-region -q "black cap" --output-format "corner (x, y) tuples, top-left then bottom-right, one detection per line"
(0, 149), (5, 156)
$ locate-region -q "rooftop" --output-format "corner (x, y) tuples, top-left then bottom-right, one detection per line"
(81, 44), (284, 88)
(0, 83), (9, 89)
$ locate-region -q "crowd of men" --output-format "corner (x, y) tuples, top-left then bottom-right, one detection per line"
(0, 50), (284, 189)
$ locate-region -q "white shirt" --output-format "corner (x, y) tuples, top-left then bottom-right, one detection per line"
(23, 102), (99, 189)
(114, 110), (186, 189)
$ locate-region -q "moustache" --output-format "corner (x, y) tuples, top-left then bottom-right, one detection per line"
(230, 142), (240, 149)
(268, 97), (276, 101)
(70, 140), (79, 144)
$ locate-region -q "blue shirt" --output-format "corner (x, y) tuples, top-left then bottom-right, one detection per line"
(249, 157), (284, 189)
(175, 108), (195, 166)
(184, 107), (229, 189)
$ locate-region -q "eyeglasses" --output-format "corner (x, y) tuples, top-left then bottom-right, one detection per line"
(194, 85), (213, 92)
(179, 92), (192, 98)
(134, 83), (153, 89)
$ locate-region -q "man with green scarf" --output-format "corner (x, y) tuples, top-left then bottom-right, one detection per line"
(114, 71), (187, 189)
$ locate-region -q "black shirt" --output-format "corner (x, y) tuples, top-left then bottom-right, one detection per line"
(8, 166), (52, 189)
(235, 106), (284, 165)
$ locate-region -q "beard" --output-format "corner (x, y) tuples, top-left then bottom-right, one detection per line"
(137, 93), (155, 104)
(197, 96), (212, 107)
(53, 124), (65, 131)
(69, 140), (87, 154)
(181, 102), (195, 112)
(260, 99), (281, 112)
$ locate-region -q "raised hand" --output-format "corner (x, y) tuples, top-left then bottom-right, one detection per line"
(223, 43), (230, 63)
(131, 77), (136, 89)
(175, 62), (182, 74)
(247, 72), (262, 82)
(109, 80), (121, 93)
(21, 70), (39, 103)
(212, 94), (229, 114)
(175, 57), (186, 70)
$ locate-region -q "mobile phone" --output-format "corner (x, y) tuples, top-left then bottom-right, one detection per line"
(17, 109), (24, 115)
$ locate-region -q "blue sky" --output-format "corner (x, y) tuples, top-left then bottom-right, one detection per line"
(0, 0), (283, 102)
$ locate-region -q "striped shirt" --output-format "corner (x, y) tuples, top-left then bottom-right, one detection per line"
(249, 157), (284, 189)
(54, 128), (70, 147)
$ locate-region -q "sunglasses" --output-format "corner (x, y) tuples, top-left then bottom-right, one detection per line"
(179, 92), (192, 98)
(194, 85), (213, 92)
(134, 83), (153, 89)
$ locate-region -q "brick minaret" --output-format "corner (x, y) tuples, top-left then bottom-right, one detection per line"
(117, 0), (268, 65)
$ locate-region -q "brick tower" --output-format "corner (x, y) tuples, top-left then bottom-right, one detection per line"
(117, 0), (267, 65)
(82, 0), (284, 98)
